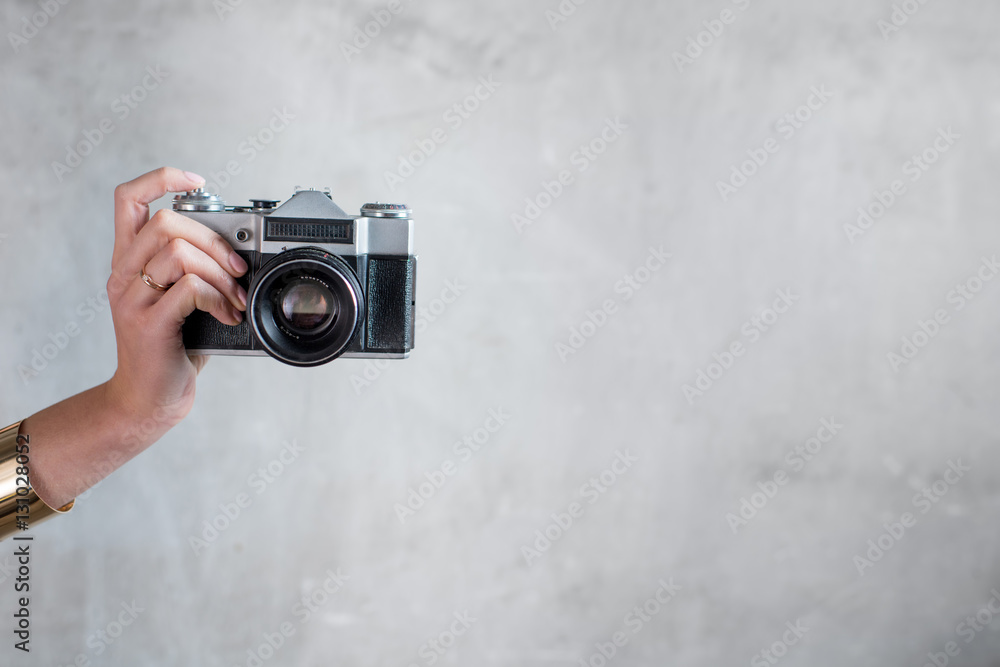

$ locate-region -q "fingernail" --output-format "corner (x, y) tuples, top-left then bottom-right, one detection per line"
(232, 307), (243, 324)
(237, 286), (247, 309)
(184, 171), (205, 184)
(230, 251), (249, 274)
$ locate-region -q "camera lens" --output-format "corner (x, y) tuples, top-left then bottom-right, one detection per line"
(248, 248), (364, 367)
(277, 279), (336, 334)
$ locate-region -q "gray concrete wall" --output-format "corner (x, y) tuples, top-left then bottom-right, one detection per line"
(2, 0), (999, 665)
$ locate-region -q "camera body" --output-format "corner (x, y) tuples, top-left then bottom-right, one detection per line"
(175, 188), (416, 367)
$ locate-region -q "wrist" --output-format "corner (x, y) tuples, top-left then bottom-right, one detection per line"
(102, 376), (185, 453)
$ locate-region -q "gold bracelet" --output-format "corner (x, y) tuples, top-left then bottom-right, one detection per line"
(0, 421), (74, 541)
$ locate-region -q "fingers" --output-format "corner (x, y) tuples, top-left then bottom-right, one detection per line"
(113, 167), (206, 264)
(149, 273), (243, 330)
(141, 238), (247, 313)
(117, 208), (248, 290)
(120, 268), (242, 331)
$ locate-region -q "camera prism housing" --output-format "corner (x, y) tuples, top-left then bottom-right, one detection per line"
(175, 187), (416, 367)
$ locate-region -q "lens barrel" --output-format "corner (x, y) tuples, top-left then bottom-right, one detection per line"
(248, 248), (363, 366)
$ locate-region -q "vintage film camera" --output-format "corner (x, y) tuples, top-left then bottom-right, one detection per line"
(174, 187), (416, 367)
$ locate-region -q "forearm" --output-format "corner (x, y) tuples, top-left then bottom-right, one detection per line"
(20, 381), (172, 509)
(4, 167), (238, 526)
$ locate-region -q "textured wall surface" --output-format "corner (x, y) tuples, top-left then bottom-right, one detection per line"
(2, 1), (1000, 665)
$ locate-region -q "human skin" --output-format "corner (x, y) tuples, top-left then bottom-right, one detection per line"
(20, 167), (248, 509)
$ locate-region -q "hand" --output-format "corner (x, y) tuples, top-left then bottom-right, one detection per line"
(105, 167), (249, 431)
(22, 167), (250, 508)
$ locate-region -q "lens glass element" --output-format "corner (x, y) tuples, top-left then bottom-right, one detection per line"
(278, 279), (335, 333)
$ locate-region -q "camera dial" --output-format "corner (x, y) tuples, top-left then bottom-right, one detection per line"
(361, 202), (411, 218)
(173, 188), (226, 212)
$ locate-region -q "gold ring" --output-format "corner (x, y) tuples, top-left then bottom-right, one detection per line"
(141, 262), (174, 292)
